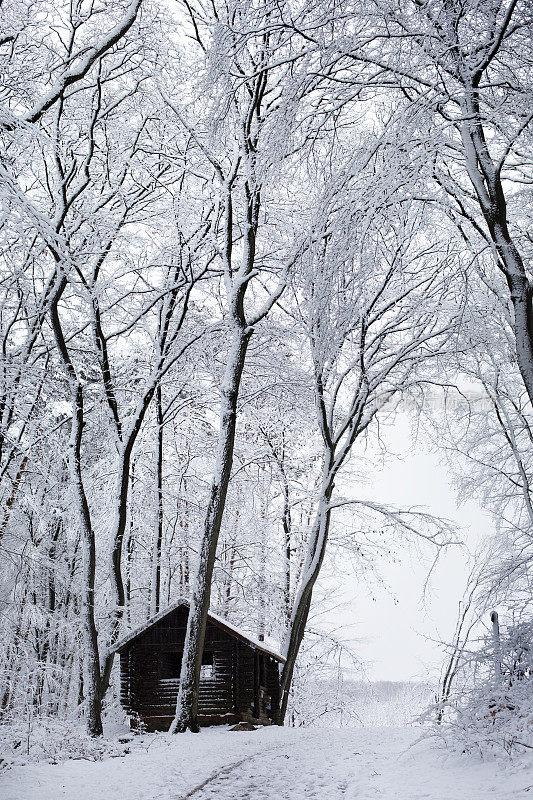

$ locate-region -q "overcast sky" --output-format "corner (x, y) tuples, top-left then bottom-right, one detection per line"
(317, 407), (494, 683)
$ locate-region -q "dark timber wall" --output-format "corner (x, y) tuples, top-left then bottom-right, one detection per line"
(116, 604), (282, 731)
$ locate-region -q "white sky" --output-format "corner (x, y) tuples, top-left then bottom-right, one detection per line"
(317, 409), (494, 683)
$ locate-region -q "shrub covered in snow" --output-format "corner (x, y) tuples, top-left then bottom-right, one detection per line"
(432, 616), (533, 755)
(0, 716), (131, 769)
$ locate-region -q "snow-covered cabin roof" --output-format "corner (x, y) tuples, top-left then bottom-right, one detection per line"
(111, 598), (285, 662)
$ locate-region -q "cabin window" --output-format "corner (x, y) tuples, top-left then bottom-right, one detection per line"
(200, 650), (215, 679)
(160, 651), (182, 680)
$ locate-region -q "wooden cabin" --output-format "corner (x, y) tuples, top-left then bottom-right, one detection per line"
(112, 599), (285, 731)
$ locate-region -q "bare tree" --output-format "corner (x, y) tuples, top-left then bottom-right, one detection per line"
(341, 0), (533, 405)
(0, 0), (143, 128)
(276, 155), (457, 722)
(166, 0), (315, 732)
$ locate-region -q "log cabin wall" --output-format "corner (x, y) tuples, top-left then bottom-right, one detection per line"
(117, 604), (282, 731)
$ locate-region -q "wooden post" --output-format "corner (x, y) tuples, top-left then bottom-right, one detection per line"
(490, 610), (501, 684)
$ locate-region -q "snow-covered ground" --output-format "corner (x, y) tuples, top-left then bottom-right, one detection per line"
(1, 726), (531, 800)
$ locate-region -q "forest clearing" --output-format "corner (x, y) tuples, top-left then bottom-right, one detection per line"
(0, 0), (532, 796)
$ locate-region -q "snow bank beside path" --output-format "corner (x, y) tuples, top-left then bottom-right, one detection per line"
(1, 726), (531, 800)
(0, 727), (266, 800)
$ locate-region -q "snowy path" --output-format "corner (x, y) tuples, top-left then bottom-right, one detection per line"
(181, 728), (529, 800)
(1, 727), (531, 800)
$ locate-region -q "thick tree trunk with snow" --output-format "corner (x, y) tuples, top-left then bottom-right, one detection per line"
(99, 451), (133, 701)
(151, 384), (164, 616)
(276, 472), (334, 725)
(126, 461), (136, 624)
(51, 280), (103, 737)
(280, 465), (292, 624)
(170, 328), (251, 733)
(506, 273), (533, 407)
(62, 388), (102, 734)
(459, 83), (533, 407)
(70, 385), (103, 737)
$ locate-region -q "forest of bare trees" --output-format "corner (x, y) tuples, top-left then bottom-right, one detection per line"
(0, 0), (531, 758)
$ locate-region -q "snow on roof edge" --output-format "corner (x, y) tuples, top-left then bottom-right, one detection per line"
(206, 608), (285, 662)
(111, 598), (285, 662)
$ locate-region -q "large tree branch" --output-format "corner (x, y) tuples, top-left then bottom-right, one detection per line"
(6, 0), (142, 127)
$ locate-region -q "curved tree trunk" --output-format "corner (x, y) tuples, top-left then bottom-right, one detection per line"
(51, 278), (103, 737)
(459, 99), (533, 406)
(275, 473), (334, 725)
(170, 328), (251, 733)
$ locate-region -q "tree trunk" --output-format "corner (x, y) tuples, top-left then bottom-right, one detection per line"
(224, 544), (237, 613)
(257, 499), (268, 642)
(151, 383), (164, 616)
(491, 610), (502, 686)
(126, 460), (135, 624)
(99, 455), (130, 702)
(100, 428), (148, 699)
(50, 280), (103, 736)
(458, 66), (533, 406)
(70, 384), (103, 737)
(170, 328), (251, 733)
(281, 474), (292, 625)
(275, 474), (334, 725)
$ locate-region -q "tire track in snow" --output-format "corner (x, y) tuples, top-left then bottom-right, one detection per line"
(177, 731), (355, 800)
(178, 740), (296, 799)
